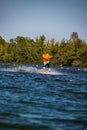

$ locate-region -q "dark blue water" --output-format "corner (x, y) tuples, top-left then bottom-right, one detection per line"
(0, 63), (87, 130)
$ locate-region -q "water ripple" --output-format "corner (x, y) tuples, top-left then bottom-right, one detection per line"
(0, 65), (87, 130)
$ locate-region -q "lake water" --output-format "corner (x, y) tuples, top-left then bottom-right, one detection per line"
(0, 63), (87, 130)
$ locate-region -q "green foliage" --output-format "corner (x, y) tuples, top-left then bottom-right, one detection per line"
(0, 33), (87, 67)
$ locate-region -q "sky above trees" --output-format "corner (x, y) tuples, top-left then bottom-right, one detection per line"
(0, 0), (87, 42)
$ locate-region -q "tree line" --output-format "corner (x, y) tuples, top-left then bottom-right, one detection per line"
(0, 32), (87, 67)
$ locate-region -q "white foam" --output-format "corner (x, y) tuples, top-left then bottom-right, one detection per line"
(0, 66), (38, 73)
(0, 65), (62, 75)
(38, 68), (62, 75)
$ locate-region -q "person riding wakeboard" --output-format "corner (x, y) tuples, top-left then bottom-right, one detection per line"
(42, 51), (52, 73)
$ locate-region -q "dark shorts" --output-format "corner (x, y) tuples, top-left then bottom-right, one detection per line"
(43, 61), (50, 68)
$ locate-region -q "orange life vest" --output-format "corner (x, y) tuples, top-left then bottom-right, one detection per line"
(42, 53), (51, 62)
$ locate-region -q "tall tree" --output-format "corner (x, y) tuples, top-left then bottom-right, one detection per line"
(70, 32), (78, 42)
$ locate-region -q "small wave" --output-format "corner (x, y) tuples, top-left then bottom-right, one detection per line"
(0, 122), (52, 130)
(0, 66), (38, 73)
(38, 68), (63, 75)
(0, 65), (63, 76)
